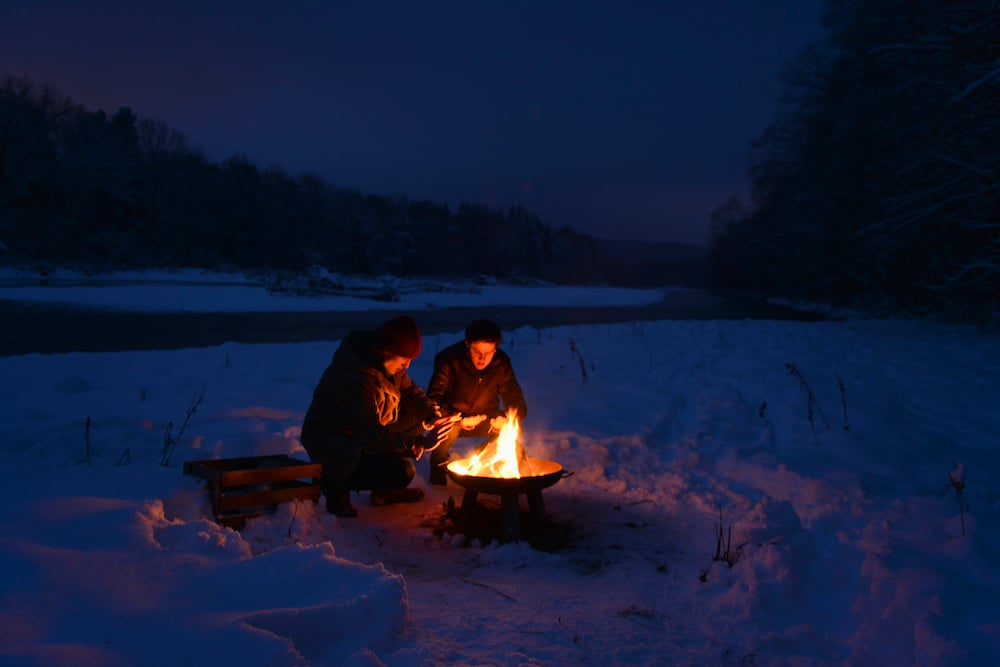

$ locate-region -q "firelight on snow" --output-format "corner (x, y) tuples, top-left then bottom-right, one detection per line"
(2, 270), (996, 665)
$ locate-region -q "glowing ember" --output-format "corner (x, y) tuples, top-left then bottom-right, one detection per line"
(448, 409), (534, 478)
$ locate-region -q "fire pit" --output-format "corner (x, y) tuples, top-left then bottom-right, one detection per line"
(443, 410), (571, 541)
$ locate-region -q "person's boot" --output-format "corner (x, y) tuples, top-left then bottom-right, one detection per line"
(370, 487), (426, 506)
(429, 461), (448, 486)
(327, 491), (358, 518)
(429, 449), (450, 486)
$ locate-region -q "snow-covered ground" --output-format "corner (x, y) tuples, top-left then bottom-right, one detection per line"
(1, 271), (998, 666)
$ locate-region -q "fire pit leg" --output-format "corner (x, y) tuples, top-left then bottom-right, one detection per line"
(501, 494), (521, 542)
(459, 489), (479, 524)
(526, 490), (546, 523)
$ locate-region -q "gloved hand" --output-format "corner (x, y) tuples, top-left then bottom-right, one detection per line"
(423, 413), (461, 431)
(407, 440), (426, 461)
(422, 421), (454, 452)
(488, 414), (508, 432)
(460, 414), (487, 430)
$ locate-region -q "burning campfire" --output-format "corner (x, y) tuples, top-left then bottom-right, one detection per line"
(447, 409), (537, 479)
(442, 408), (569, 544)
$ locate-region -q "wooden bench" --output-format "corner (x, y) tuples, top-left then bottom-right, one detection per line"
(183, 454), (322, 529)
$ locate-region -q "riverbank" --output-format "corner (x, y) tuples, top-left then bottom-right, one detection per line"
(2, 289), (822, 356)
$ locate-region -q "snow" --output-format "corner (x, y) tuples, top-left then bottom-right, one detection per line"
(1, 271), (998, 666)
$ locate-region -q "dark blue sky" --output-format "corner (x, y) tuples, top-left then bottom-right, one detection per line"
(1, 1), (824, 245)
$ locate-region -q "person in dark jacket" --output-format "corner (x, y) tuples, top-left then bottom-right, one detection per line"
(425, 318), (527, 485)
(301, 315), (454, 517)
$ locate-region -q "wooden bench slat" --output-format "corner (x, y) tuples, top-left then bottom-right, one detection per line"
(184, 455), (324, 527)
(215, 482), (321, 512)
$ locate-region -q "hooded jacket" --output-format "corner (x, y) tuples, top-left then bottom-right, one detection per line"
(301, 330), (437, 457)
(426, 341), (527, 422)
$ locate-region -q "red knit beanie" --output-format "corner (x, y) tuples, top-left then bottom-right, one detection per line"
(374, 315), (422, 359)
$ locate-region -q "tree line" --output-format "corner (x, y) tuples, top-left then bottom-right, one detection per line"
(0, 75), (705, 288)
(709, 0), (998, 322)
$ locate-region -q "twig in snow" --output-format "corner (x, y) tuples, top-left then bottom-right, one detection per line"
(785, 363), (830, 444)
(568, 338), (588, 382)
(713, 508), (740, 568)
(837, 373), (850, 430)
(161, 384), (205, 467)
(459, 576), (518, 602)
(115, 448), (131, 466)
(618, 604), (660, 620)
(287, 500), (302, 538)
(758, 400), (773, 433)
(949, 462), (967, 536)
(84, 416), (92, 467)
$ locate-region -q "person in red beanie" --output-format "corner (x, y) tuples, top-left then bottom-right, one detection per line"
(301, 315), (455, 517)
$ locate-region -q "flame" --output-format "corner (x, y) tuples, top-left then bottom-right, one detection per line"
(448, 408), (529, 478)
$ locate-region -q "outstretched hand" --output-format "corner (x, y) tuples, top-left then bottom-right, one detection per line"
(431, 414), (462, 428)
(423, 420), (455, 452)
(409, 443), (426, 461)
(460, 414), (487, 430)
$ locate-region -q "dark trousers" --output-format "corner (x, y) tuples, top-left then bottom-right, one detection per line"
(307, 440), (417, 499)
(305, 405), (425, 499)
(343, 452), (415, 491)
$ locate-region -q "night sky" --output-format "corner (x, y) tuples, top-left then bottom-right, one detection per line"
(1, 1), (824, 245)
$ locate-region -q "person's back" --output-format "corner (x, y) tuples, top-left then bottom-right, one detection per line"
(301, 315), (451, 516)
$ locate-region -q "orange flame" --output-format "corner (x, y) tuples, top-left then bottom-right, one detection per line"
(448, 408), (528, 478)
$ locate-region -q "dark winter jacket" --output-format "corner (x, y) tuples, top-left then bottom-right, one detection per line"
(426, 341), (527, 422)
(301, 330), (438, 458)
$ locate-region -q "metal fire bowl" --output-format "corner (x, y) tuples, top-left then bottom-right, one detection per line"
(446, 457), (568, 496)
